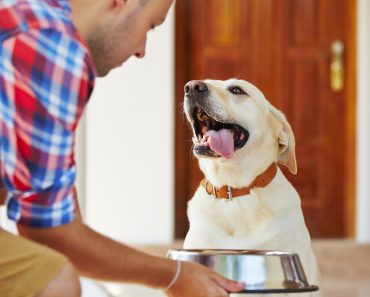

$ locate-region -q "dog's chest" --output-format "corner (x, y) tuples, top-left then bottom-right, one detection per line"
(186, 186), (302, 250)
(200, 197), (271, 235)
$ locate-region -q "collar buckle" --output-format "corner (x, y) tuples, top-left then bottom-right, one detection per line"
(226, 186), (233, 200)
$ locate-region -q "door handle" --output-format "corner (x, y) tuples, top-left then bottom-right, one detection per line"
(330, 40), (344, 92)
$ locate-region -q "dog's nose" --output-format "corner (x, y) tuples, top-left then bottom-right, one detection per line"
(184, 80), (208, 97)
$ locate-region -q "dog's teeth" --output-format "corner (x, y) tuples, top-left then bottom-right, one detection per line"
(240, 132), (245, 140)
(198, 112), (209, 121)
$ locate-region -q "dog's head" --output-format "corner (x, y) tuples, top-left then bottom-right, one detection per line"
(184, 79), (297, 187)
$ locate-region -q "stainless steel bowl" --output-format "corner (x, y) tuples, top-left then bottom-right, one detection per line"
(167, 249), (319, 294)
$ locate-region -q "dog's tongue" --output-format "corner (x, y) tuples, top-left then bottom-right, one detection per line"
(202, 129), (234, 159)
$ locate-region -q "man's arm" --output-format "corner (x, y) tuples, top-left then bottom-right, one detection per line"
(17, 220), (244, 296)
(16, 188), (172, 286)
(17, 219), (174, 287)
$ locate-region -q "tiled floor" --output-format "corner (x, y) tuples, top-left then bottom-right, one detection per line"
(312, 240), (370, 297)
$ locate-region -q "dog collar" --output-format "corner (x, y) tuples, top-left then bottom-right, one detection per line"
(200, 163), (278, 199)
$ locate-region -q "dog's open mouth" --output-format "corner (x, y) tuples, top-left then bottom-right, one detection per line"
(191, 106), (249, 159)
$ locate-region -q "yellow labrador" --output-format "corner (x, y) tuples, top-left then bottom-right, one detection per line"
(183, 79), (320, 297)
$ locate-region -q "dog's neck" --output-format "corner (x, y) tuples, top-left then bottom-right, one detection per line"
(200, 163), (278, 199)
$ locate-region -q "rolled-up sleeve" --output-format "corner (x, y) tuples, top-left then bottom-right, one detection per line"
(0, 28), (95, 227)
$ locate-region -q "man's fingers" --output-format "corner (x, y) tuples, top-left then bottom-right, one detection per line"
(212, 273), (245, 293)
(166, 261), (244, 297)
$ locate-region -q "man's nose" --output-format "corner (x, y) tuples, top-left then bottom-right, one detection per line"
(184, 80), (208, 97)
(134, 38), (147, 58)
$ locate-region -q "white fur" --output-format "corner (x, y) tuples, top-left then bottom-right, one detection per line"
(183, 79), (321, 297)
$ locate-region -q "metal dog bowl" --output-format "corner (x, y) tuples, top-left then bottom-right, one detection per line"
(167, 249), (319, 294)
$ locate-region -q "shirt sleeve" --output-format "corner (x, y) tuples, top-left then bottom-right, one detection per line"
(0, 28), (94, 227)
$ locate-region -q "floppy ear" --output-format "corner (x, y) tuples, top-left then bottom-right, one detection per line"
(268, 105), (297, 174)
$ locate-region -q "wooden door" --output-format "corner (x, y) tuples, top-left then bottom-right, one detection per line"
(174, 0), (356, 238)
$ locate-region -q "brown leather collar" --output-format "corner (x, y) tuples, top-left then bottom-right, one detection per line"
(200, 163), (278, 199)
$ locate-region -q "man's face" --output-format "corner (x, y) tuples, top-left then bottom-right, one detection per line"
(87, 0), (173, 77)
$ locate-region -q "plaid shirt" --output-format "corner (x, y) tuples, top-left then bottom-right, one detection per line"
(0, 0), (96, 227)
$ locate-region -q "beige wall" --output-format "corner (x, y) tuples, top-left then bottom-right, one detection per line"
(79, 7), (175, 245)
(356, 0), (370, 243)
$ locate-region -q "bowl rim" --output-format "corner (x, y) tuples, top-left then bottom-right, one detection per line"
(238, 286), (320, 293)
(167, 249), (298, 256)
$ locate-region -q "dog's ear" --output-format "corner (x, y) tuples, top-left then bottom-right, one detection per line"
(268, 105), (297, 174)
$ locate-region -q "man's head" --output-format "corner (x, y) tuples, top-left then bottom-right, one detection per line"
(71, 0), (173, 76)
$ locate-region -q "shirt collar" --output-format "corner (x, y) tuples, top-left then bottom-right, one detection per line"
(56, 0), (72, 16)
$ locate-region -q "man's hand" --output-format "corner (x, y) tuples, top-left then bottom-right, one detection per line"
(165, 261), (244, 297)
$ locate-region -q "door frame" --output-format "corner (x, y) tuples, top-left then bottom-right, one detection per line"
(174, 0), (191, 239)
(344, 0), (357, 238)
(174, 0), (357, 239)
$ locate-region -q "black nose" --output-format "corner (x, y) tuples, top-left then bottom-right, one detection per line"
(184, 80), (208, 96)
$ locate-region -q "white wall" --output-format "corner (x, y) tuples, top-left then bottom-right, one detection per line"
(356, 0), (370, 243)
(82, 8), (174, 245)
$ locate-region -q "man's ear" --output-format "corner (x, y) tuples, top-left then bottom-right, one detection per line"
(269, 105), (297, 174)
(112, 0), (127, 10)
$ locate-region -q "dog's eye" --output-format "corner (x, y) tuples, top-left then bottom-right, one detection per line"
(229, 86), (247, 95)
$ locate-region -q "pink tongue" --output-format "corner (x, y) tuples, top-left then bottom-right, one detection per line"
(202, 129), (234, 159)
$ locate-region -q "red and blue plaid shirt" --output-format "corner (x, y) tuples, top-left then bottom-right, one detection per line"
(0, 0), (96, 227)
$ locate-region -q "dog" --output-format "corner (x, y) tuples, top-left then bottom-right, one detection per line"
(182, 79), (320, 297)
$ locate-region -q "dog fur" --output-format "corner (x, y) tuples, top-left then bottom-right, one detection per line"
(183, 79), (321, 297)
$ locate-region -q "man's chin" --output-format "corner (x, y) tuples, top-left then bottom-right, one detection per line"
(97, 70), (110, 77)
(96, 59), (130, 77)
(96, 65), (113, 77)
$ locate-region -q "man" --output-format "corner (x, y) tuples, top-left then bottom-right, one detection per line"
(0, 0), (245, 296)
